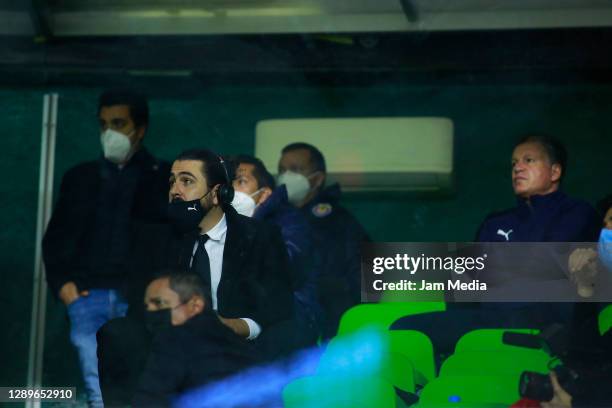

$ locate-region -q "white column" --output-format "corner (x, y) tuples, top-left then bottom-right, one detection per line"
(26, 93), (58, 408)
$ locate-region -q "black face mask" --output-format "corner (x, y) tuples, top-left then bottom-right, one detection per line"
(167, 191), (211, 233)
(144, 309), (173, 334)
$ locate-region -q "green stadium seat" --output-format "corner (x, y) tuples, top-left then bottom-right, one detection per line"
(599, 304), (612, 335)
(439, 350), (550, 378)
(283, 375), (396, 408)
(453, 328), (540, 354)
(416, 375), (523, 407)
(336, 302), (446, 336)
(388, 330), (436, 385)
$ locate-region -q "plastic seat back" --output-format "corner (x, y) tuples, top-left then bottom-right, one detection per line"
(417, 375), (521, 406)
(389, 329), (436, 385)
(454, 328), (540, 354)
(440, 350), (550, 377)
(599, 304), (612, 335)
(283, 375), (396, 408)
(337, 302), (446, 336)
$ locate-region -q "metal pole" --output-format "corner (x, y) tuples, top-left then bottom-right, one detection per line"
(26, 93), (58, 408)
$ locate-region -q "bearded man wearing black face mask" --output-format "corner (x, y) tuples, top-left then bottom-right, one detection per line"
(133, 272), (257, 407)
(163, 149), (294, 342)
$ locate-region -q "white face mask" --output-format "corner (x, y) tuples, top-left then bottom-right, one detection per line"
(231, 189), (262, 217)
(277, 171), (313, 205)
(100, 128), (134, 164)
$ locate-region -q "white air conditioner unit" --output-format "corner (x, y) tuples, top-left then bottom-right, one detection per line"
(255, 117), (454, 192)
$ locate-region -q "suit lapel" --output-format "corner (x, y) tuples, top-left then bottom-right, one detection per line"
(221, 208), (255, 282)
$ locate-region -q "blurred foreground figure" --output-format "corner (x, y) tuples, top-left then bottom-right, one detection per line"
(132, 272), (257, 407)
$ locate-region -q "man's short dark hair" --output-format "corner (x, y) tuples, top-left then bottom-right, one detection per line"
(231, 154), (275, 190)
(175, 149), (232, 191)
(281, 142), (327, 173)
(98, 89), (149, 128)
(154, 270), (210, 305)
(514, 134), (568, 180)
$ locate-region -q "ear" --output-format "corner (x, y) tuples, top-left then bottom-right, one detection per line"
(311, 171), (326, 190)
(551, 163), (562, 183)
(211, 184), (221, 206)
(257, 187), (273, 205)
(135, 125), (146, 143)
(189, 296), (205, 315)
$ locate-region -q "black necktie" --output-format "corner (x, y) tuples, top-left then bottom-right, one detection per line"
(192, 234), (212, 301)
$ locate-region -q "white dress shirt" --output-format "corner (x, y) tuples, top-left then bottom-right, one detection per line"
(190, 214), (262, 340)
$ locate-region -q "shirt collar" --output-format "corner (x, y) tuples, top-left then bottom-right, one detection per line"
(203, 214), (227, 243)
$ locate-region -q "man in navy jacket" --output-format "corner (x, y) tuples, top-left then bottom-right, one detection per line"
(475, 135), (601, 341)
(477, 135), (600, 243)
(393, 135), (601, 354)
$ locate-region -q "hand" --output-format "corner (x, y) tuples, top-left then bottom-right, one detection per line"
(540, 372), (572, 408)
(59, 282), (90, 306)
(568, 248), (597, 276)
(218, 316), (250, 338)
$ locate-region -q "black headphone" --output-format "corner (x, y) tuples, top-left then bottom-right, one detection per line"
(216, 155), (235, 205)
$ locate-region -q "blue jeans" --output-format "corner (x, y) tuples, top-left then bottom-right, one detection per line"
(67, 289), (128, 407)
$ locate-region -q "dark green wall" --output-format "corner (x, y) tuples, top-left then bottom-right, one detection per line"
(2, 81), (611, 394)
(0, 90), (43, 388)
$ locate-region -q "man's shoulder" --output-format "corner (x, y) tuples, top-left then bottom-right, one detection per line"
(305, 200), (368, 236)
(306, 199), (353, 221)
(227, 206), (280, 236)
(480, 207), (520, 225)
(556, 193), (597, 215)
(57, 161), (101, 191)
(152, 313), (236, 349)
(138, 151), (170, 174)
(62, 160), (99, 178)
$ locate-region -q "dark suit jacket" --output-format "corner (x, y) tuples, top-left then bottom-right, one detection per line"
(132, 310), (258, 407)
(42, 148), (169, 298)
(132, 205), (295, 331)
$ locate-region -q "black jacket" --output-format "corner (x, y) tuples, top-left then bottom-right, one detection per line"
(132, 310), (258, 407)
(302, 184), (370, 338)
(130, 205), (295, 331)
(42, 149), (169, 297)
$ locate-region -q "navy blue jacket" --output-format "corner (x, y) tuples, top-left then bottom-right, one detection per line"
(303, 184), (369, 287)
(254, 186), (322, 330)
(477, 191), (601, 243)
(475, 190), (601, 324)
(302, 184), (370, 337)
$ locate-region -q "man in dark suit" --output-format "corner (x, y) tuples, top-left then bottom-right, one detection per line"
(43, 89), (169, 407)
(163, 149), (294, 340)
(133, 272), (257, 407)
(98, 149), (294, 405)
